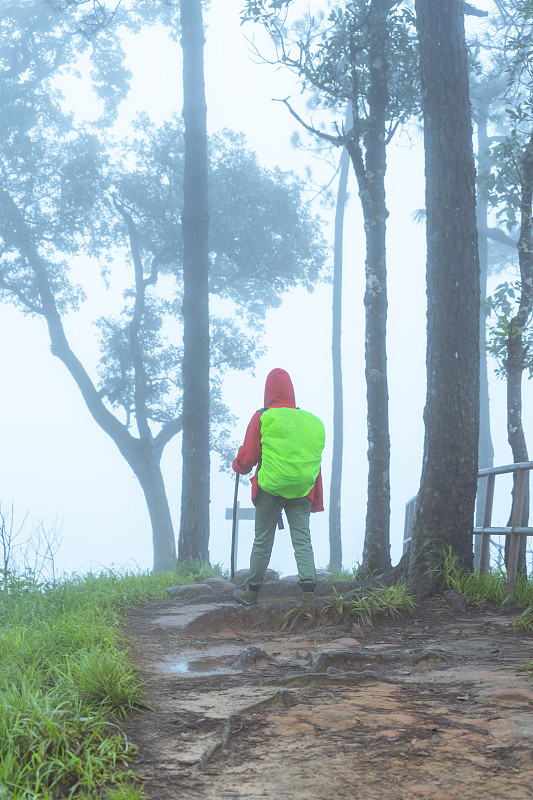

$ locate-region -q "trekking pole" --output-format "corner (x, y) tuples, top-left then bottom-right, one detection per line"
(230, 473), (239, 580)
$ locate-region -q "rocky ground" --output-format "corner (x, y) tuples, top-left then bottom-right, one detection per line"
(122, 580), (533, 800)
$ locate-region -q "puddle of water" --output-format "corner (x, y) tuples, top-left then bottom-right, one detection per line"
(170, 661), (191, 674)
(166, 655), (234, 675)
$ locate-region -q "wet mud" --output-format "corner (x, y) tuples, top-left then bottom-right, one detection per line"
(122, 593), (533, 800)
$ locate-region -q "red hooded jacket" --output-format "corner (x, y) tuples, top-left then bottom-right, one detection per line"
(232, 368), (324, 512)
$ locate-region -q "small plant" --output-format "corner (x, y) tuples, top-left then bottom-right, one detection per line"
(281, 607), (314, 631)
(433, 546), (533, 608)
(364, 583), (417, 618)
(72, 645), (148, 717)
(325, 563), (362, 582)
(105, 783), (147, 800)
(322, 586), (349, 614)
(172, 559), (228, 585)
(322, 583), (416, 626)
(513, 607), (533, 631)
(344, 593), (374, 626)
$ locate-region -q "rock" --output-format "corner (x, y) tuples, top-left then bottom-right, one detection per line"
(231, 569), (249, 587)
(166, 583), (214, 598)
(201, 578), (235, 592)
(483, 688), (533, 706)
(262, 568), (280, 583)
(442, 589), (467, 612)
(230, 646), (271, 670)
(280, 571), (333, 583)
(232, 568), (279, 586)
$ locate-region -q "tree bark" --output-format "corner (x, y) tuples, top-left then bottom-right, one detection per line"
(503, 130), (533, 573)
(329, 138), (350, 571)
(34, 258), (179, 572)
(0, 187), (179, 572)
(131, 445), (177, 572)
(504, 340), (529, 574)
(474, 107), (495, 568)
(408, 0), (480, 596)
(178, 0), (211, 562)
(347, 0), (391, 576)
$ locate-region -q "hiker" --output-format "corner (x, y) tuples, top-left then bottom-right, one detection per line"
(232, 367), (325, 606)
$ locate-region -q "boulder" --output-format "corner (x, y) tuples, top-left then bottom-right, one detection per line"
(201, 578), (235, 592)
(442, 589), (467, 612)
(166, 583), (214, 598)
(230, 646), (271, 670)
(231, 569), (250, 587)
(232, 568), (279, 586)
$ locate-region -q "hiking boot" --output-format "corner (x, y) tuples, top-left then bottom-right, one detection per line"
(233, 588), (259, 606)
(301, 591), (315, 604)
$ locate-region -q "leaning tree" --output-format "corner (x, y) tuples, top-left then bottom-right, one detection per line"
(0, 0), (327, 570)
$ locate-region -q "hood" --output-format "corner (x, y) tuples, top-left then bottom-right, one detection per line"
(264, 368), (296, 409)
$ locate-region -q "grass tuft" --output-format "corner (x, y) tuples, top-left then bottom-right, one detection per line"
(434, 547), (533, 608)
(0, 559), (226, 798)
(72, 645), (148, 717)
(321, 582), (416, 626)
(513, 606), (533, 632)
(324, 563), (362, 582)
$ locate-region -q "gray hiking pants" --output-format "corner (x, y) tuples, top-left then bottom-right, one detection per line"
(246, 488), (316, 588)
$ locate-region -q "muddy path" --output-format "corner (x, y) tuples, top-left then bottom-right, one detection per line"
(122, 589), (533, 800)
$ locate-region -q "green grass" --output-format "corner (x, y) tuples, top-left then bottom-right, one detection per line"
(0, 560), (225, 799)
(434, 547), (533, 608)
(321, 582), (416, 625)
(513, 606), (533, 632)
(323, 563), (362, 582)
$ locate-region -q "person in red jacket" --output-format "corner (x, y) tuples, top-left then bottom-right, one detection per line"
(232, 368), (324, 606)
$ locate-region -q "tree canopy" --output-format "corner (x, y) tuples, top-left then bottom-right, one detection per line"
(0, 0), (329, 569)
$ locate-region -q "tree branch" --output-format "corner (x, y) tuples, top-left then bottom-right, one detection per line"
(0, 272), (43, 314)
(0, 187), (139, 458)
(112, 196), (152, 440)
(482, 225), (519, 249)
(155, 414), (184, 455)
(465, 3), (489, 17)
(273, 98), (344, 147)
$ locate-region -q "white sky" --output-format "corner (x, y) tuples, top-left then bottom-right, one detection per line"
(0, 0), (529, 578)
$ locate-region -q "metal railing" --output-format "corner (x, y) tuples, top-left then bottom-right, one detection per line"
(474, 460), (533, 596)
(403, 460), (533, 596)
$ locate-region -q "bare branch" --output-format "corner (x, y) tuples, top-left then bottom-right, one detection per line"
(274, 97), (344, 147)
(465, 3), (489, 18)
(155, 414), (183, 455)
(483, 226), (519, 249)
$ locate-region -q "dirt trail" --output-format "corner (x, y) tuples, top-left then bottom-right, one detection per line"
(123, 590), (533, 800)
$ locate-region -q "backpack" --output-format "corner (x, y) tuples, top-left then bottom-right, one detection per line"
(257, 407), (325, 499)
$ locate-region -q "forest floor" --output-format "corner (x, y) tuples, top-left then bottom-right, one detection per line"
(122, 586), (533, 800)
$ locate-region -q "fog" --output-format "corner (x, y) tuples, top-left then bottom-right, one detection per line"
(0, 0), (531, 579)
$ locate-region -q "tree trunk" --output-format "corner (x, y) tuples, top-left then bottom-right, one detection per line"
(408, 0), (480, 596)
(132, 447), (177, 573)
(178, 0), (211, 562)
(34, 268), (178, 571)
(474, 107), (495, 568)
(503, 130), (533, 575)
(356, 0), (391, 576)
(505, 330), (529, 571)
(329, 139), (350, 571)
(0, 177), (180, 574)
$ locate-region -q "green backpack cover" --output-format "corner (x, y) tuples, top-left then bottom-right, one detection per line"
(258, 407), (325, 499)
